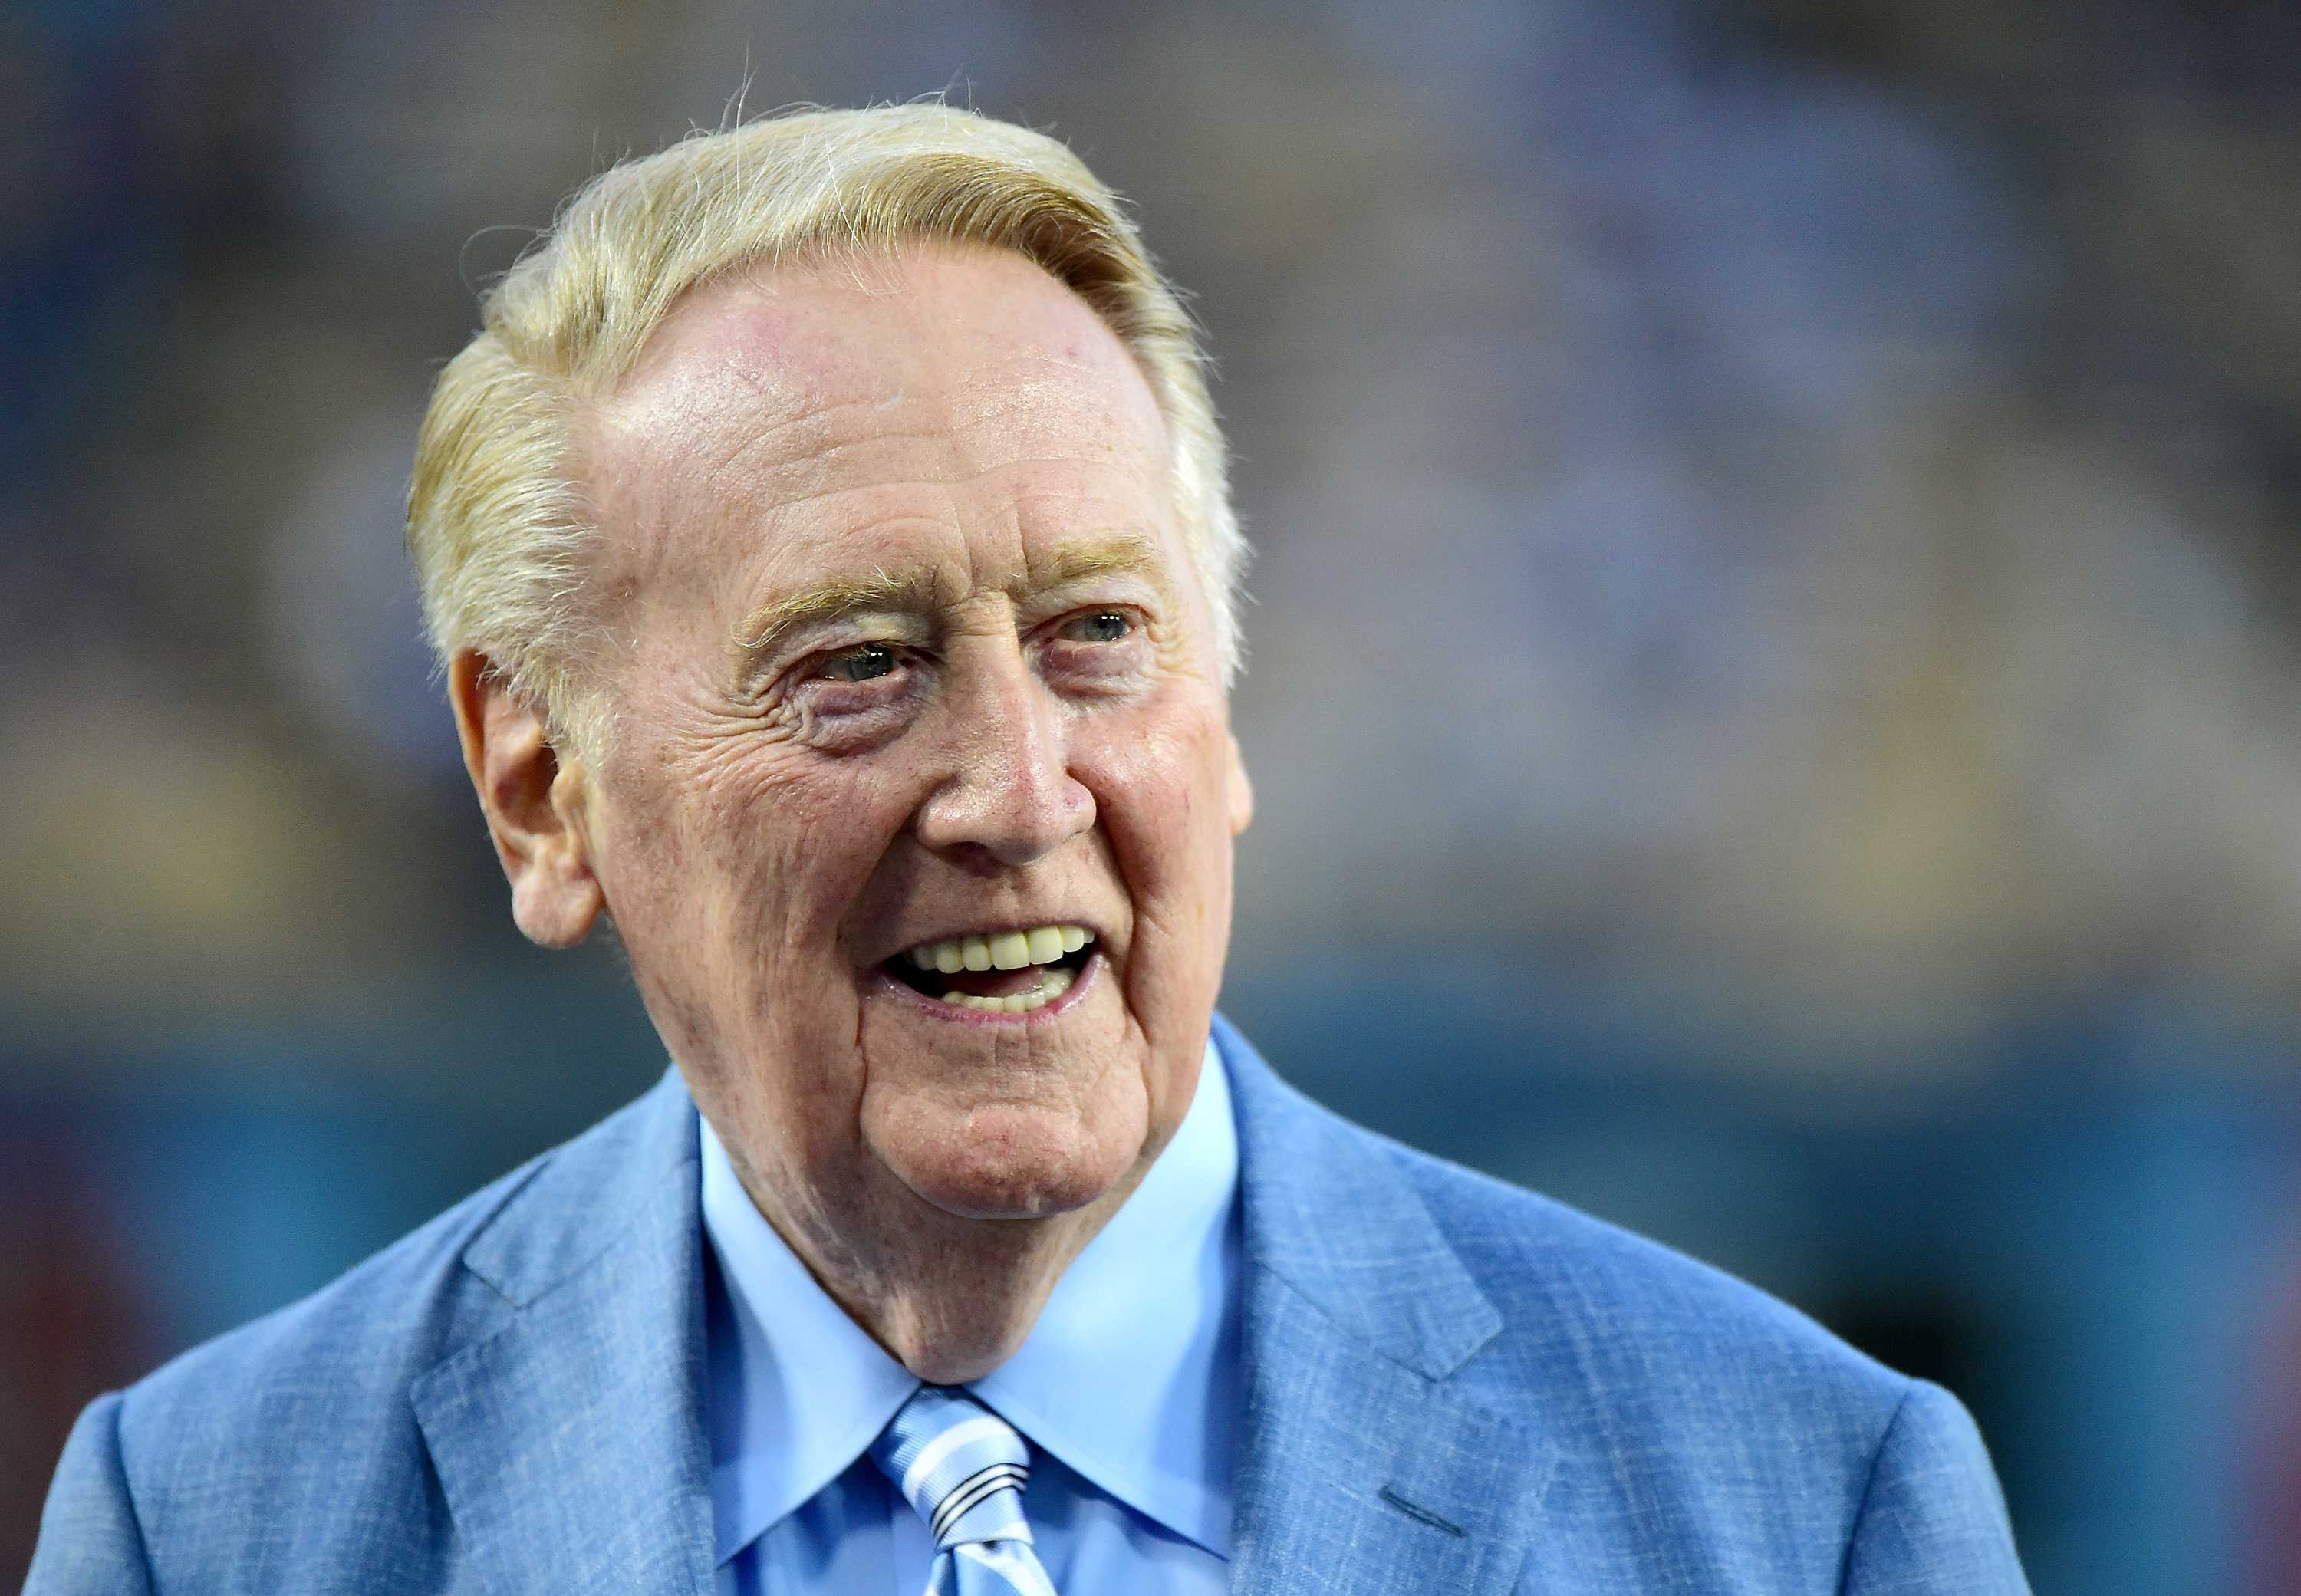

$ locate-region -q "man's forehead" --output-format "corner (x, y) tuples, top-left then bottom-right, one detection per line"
(580, 245), (1186, 640)
(587, 248), (1170, 545)
(603, 246), (1154, 433)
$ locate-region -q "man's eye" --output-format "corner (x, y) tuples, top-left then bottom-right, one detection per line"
(1065, 611), (1131, 643)
(820, 643), (898, 682)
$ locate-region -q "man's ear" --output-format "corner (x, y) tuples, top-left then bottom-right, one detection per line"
(1226, 730), (1254, 838)
(448, 650), (605, 948)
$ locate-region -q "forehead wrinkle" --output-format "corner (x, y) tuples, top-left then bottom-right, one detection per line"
(611, 349), (1149, 544)
(673, 410), (952, 510)
(744, 443), (1148, 544)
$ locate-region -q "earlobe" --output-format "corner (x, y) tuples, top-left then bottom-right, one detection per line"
(1226, 732), (1254, 838)
(448, 651), (606, 948)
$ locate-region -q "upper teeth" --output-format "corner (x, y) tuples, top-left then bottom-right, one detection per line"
(906, 924), (1091, 974)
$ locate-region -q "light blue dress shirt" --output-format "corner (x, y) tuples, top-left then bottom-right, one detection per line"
(701, 1042), (1239, 1596)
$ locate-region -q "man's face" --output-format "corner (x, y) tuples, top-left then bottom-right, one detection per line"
(571, 244), (1249, 1247)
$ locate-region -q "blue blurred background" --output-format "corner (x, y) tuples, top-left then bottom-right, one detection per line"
(5, 1), (2300, 1589)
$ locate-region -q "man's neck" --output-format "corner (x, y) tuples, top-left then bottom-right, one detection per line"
(724, 1142), (1163, 1384)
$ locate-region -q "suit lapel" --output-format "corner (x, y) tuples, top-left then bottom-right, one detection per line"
(403, 1034), (1554, 1594)
(411, 1072), (716, 1596)
(1218, 1018), (1556, 1596)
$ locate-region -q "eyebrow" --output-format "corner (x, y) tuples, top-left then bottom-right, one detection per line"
(730, 533), (1175, 665)
(733, 568), (941, 661)
(1021, 533), (1173, 603)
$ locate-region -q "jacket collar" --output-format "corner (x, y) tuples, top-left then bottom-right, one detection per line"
(410, 1068), (716, 1596)
(1219, 1014), (1557, 1596)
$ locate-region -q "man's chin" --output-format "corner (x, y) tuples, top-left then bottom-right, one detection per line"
(855, 1038), (1146, 1224)
(862, 1084), (1152, 1217)
(890, 1161), (1118, 1222)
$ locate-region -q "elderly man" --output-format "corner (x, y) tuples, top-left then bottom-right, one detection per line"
(30, 107), (2026, 1594)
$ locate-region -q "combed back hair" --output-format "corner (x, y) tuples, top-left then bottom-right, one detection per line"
(407, 103), (1244, 759)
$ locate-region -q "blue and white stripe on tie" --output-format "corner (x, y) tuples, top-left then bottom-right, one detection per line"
(871, 1387), (1058, 1596)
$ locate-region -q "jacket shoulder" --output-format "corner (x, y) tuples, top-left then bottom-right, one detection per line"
(1391, 1137), (1908, 1410)
(1216, 1015), (1898, 1414)
(1216, 1020), (2003, 1589)
(89, 1072), (692, 1586)
(1356, 1123), (2021, 1590)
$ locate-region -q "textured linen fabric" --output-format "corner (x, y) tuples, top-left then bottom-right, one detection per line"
(28, 1015), (2029, 1594)
(701, 1039), (1237, 1595)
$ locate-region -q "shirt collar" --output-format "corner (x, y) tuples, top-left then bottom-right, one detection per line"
(700, 1038), (1239, 1565)
(700, 1115), (917, 1565)
(970, 1040), (1239, 1557)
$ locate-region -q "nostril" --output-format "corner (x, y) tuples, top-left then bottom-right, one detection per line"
(913, 762), (1096, 867)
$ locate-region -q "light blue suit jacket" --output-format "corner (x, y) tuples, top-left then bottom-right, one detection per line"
(30, 1018), (2026, 1593)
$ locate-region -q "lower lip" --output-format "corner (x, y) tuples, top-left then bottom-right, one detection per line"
(871, 951), (1103, 1022)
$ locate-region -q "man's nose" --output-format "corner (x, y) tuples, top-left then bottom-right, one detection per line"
(912, 642), (1095, 867)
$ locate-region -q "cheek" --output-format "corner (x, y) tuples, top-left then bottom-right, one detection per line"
(1073, 699), (1236, 993)
(595, 729), (913, 965)
(1076, 705), (1233, 1150)
(1082, 699), (1234, 877)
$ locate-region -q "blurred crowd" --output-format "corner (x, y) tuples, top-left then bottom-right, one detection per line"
(6, 0), (2301, 1022)
(5, 1), (2301, 1591)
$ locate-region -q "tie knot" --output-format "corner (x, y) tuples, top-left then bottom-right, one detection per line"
(870, 1388), (1035, 1552)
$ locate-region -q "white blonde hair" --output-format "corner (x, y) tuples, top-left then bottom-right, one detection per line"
(407, 104), (1243, 757)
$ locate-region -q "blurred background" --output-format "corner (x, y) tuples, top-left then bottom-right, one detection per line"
(2, 0), (2297, 1588)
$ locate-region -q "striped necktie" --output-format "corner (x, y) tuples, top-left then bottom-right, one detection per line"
(871, 1387), (1058, 1596)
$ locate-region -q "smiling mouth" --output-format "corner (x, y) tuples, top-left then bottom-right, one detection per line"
(881, 924), (1097, 1015)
